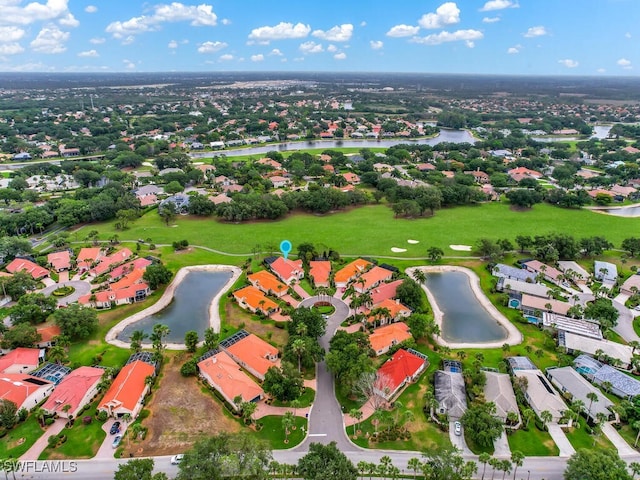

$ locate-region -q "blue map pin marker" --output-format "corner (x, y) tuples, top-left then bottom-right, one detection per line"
(280, 240), (292, 260)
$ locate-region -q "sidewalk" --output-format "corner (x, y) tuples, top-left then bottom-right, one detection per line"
(254, 402), (310, 420)
(20, 418), (66, 460)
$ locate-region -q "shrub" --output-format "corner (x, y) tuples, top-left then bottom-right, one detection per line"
(17, 408), (28, 422)
(45, 417), (55, 426)
(47, 435), (59, 448)
(97, 410), (108, 422)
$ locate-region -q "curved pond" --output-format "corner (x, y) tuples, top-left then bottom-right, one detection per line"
(424, 270), (507, 343)
(594, 204), (640, 217)
(117, 269), (233, 344)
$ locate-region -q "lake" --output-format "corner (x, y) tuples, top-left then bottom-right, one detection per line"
(424, 270), (507, 343)
(116, 269), (233, 343)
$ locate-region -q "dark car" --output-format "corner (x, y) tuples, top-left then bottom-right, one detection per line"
(110, 421), (121, 435)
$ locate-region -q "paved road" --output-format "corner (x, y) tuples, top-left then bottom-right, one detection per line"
(39, 280), (92, 306)
(295, 295), (352, 451)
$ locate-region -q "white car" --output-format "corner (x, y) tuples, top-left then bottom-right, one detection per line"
(170, 454), (184, 465)
(454, 421), (462, 436)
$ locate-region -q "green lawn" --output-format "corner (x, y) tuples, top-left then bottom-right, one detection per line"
(507, 427), (559, 456)
(39, 404), (107, 459)
(0, 415), (46, 459)
(81, 202), (638, 259)
(253, 415), (307, 449)
(271, 388), (315, 408)
(616, 424), (640, 452)
(564, 417), (614, 451)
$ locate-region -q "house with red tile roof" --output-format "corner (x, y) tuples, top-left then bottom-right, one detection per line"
(269, 257), (304, 284)
(5, 258), (49, 280)
(354, 266), (394, 293)
(35, 325), (62, 348)
(78, 283), (150, 309)
(223, 333), (279, 381)
(248, 271), (288, 298)
(374, 349), (427, 400)
(47, 251), (72, 272)
(42, 366), (103, 418)
(0, 347), (44, 374)
(370, 280), (403, 305)
(99, 360), (155, 418)
(341, 172), (360, 184)
(90, 248), (133, 276)
(198, 351), (264, 410)
(523, 260), (563, 284)
(110, 258), (152, 281)
(367, 298), (412, 325)
(233, 286), (279, 316)
(334, 258), (372, 289)
(0, 374), (54, 410)
(508, 166), (543, 182)
(369, 322), (413, 356)
(110, 269), (146, 291)
(76, 248), (103, 273)
(309, 261), (331, 288)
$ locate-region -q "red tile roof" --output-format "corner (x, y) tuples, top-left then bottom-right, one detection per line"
(358, 266), (393, 291)
(99, 360), (155, 414)
(0, 348), (42, 373)
(36, 325), (62, 344)
(91, 248), (133, 276)
(248, 270), (288, 296)
(233, 286), (279, 314)
(198, 351), (264, 404)
(6, 258), (49, 279)
(47, 251), (71, 271)
(334, 258), (371, 285)
(375, 349), (426, 396)
(269, 257), (303, 283)
(369, 322), (412, 355)
(309, 261), (331, 286)
(370, 279), (403, 305)
(224, 334), (279, 380)
(0, 374), (53, 408)
(42, 366), (103, 415)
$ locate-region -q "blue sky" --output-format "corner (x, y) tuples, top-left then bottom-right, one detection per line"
(0, 0), (638, 75)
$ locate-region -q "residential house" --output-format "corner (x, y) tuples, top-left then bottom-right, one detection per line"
(464, 170), (490, 184)
(483, 372), (520, 425)
(341, 172), (361, 184)
(42, 366), (104, 419)
(269, 257), (304, 284)
(594, 261), (618, 284)
(109, 258), (152, 281)
(78, 283), (150, 309)
(47, 251), (72, 272)
(520, 294), (571, 319)
(557, 261), (590, 286)
(354, 266), (394, 293)
(221, 331), (279, 381)
(374, 349), (427, 401)
(91, 248), (133, 276)
(559, 331), (633, 370)
(621, 274), (640, 297)
(5, 258), (49, 280)
(368, 322), (412, 356)
(76, 248), (103, 273)
(508, 166), (543, 182)
(198, 351), (264, 410)
(513, 369), (567, 423)
(0, 347), (44, 373)
(209, 193), (232, 205)
(542, 313), (602, 340)
(334, 258), (372, 289)
(159, 194), (190, 214)
(497, 278), (551, 299)
(523, 260), (563, 284)
(367, 298), (411, 325)
(232, 286), (279, 316)
(99, 360), (155, 418)
(573, 355), (640, 399)
(269, 176), (290, 188)
(547, 366), (614, 423)
(492, 264), (537, 283)
(248, 271), (288, 298)
(0, 374), (54, 410)
(309, 261), (331, 288)
(434, 370), (467, 420)
(35, 325), (62, 348)
(370, 280), (403, 305)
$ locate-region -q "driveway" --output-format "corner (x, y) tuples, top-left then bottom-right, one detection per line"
(20, 418), (67, 460)
(546, 424), (575, 457)
(94, 418), (127, 459)
(493, 430), (511, 457)
(602, 422), (637, 456)
(449, 420), (473, 455)
(39, 280), (92, 306)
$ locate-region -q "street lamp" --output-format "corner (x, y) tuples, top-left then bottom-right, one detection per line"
(527, 470), (531, 480)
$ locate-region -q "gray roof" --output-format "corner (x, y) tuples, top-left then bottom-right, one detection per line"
(434, 370), (467, 420)
(507, 356), (537, 372)
(514, 369), (567, 422)
(483, 372), (520, 422)
(561, 331), (633, 368)
(498, 278), (550, 298)
(594, 261), (618, 282)
(547, 366), (613, 421)
(557, 261), (589, 281)
(492, 264), (537, 283)
(574, 355), (640, 398)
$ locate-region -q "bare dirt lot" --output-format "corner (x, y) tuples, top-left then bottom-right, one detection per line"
(124, 352), (239, 457)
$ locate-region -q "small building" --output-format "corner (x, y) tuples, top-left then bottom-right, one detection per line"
(5, 258), (49, 280)
(594, 261), (618, 284)
(309, 261), (331, 288)
(47, 251), (72, 272)
(198, 350), (264, 410)
(574, 355), (640, 399)
(248, 270), (288, 298)
(334, 258), (372, 289)
(434, 370), (467, 420)
(0, 347), (44, 374)
(35, 325), (62, 348)
(269, 257), (304, 284)
(513, 369), (567, 423)
(0, 374), (54, 410)
(374, 349), (427, 401)
(484, 372), (520, 425)
(98, 360), (155, 418)
(41, 366), (104, 419)
(368, 322), (412, 356)
(221, 331), (279, 381)
(547, 366), (614, 423)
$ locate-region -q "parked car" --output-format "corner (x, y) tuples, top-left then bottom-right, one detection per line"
(109, 421), (121, 435)
(112, 435), (122, 448)
(454, 421), (462, 436)
(170, 454), (184, 465)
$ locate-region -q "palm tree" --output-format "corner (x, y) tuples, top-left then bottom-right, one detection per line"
(478, 452), (491, 480)
(540, 410), (553, 431)
(510, 451), (524, 480)
(499, 459), (511, 480)
(586, 391), (599, 420)
(378, 456), (393, 480)
(47, 345), (67, 364)
(290, 398), (301, 418)
(407, 457), (422, 480)
(349, 408), (363, 436)
(412, 269), (426, 284)
(129, 330), (148, 353)
(241, 401), (257, 426)
(489, 457), (501, 480)
(456, 350), (467, 361)
(630, 461), (640, 479)
(291, 338), (307, 372)
(633, 420), (640, 447)
(34, 407), (46, 427)
(282, 411), (294, 443)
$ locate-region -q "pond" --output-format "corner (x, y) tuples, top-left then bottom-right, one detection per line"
(116, 269), (233, 344)
(595, 204), (640, 217)
(424, 270), (508, 343)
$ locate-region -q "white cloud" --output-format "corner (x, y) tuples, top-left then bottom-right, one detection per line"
(360, 21), (367, 27)
(0, 43), (24, 55)
(524, 26), (548, 38)
(0, 26), (26, 43)
(617, 58), (632, 69)
(221, 18), (231, 25)
(250, 54), (264, 62)
(312, 24), (353, 42)
(168, 40), (178, 49)
(558, 59), (578, 68)
(418, 2), (460, 29)
(78, 49), (98, 57)
(299, 41), (323, 54)
(58, 13), (79, 28)
(370, 40), (383, 50)
(597, 68), (606, 73)
(327, 44), (337, 53)
(90, 37), (105, 44)
(123, 59), (136, 69)
(197, 41), (227, 54)
(411, 29), (483, 46)
(507, 44), (521, 54)
(85, 5), (97, 13)
(219, 53), (233, 61)
(334, 52), (346, 60)
(30, 26), (69, 54)
(480, 0), (517, 11)
(386, 24), (420, 38)
(106, 2), (217, 40)
(482, 17), (500, 23)
(269, 48), (283, 56)
(0, 0), (74, 26)
(248, 22), (310, 43)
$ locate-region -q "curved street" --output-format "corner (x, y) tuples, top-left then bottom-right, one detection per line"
(39, 280), (92, 306)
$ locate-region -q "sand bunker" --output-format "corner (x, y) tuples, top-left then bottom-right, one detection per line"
(391, 247), (407, 253)
(407, 239), (420, 244)
(450, 244), (472, 251)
